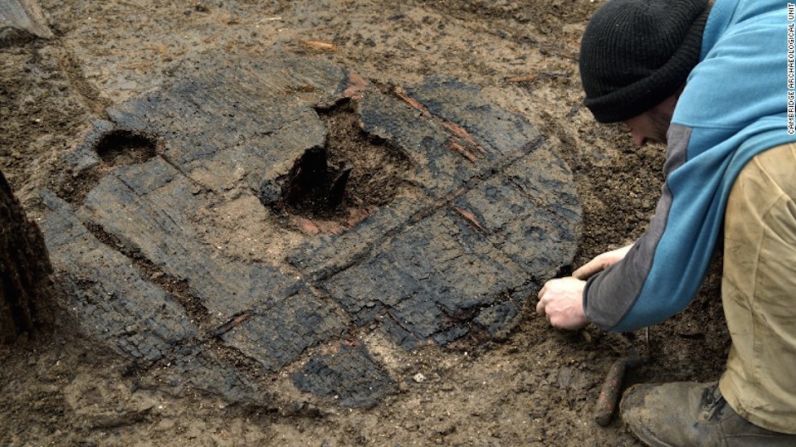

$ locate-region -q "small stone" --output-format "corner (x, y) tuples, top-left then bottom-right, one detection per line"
(412, 373), (426, 383)
(156, 418), (176, 430)
(0, 0), (54, 46)
(435, 424), (456, 436)
(258, 179), (282, 206)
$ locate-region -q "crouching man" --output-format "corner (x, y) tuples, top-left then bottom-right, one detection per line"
(536, 0), (796, 444)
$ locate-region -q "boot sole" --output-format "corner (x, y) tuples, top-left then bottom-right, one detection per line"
(630, 424), (679, 447)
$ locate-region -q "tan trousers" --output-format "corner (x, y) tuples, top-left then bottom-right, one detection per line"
(719, 142), (796, 434)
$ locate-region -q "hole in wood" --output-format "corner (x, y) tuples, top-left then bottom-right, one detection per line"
(95, 130), (157, 166)
(259, 100), (411, 220)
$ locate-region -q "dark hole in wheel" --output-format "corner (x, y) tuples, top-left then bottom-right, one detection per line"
(259, 100), (412, 220)
(280, 145), (352, 216)
(95, 130), (157, 166)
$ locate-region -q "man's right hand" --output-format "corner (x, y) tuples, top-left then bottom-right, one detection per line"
(573, 243), (634, 280)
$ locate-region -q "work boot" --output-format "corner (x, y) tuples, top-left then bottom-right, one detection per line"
(620, 381), (796, 446)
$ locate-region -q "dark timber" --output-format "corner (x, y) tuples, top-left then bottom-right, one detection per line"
(0, 170), (53, 342)
(41, 52), (583, 407)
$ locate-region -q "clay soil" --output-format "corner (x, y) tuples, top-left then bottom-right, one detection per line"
(0, 1), (730, 445)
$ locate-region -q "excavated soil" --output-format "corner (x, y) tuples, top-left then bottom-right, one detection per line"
(0, 1), (729, 446)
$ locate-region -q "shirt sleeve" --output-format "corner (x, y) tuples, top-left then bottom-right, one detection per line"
(583, 124), (704, 331)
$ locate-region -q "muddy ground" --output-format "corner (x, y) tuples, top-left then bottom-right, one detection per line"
(0, 0), (730, 445)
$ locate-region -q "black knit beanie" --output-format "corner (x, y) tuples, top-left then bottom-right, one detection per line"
(579, 0), (710, 123)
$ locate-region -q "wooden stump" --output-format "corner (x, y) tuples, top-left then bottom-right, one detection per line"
(0, 170), (52, 342)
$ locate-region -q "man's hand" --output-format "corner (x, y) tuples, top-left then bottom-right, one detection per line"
(572, 243), (634, 280)
(536, 277), (588, 330)
(537, 243), (634, 330)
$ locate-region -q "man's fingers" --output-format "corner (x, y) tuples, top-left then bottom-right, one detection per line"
(573, 258), (604, 280)
(536, 280), (553, 315)
(534, 277), (588, 330)
(574, 244), (634, 279)
(536, 294), (546, 315)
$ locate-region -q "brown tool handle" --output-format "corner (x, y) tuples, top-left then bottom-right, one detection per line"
(594, 357), (629, 426)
